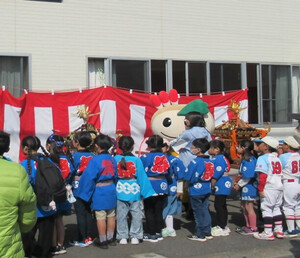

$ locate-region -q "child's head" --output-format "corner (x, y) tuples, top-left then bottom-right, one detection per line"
(282, 136), (300, 153)
(73, 131), (93, 149)
(252, 138), (262, 154)
(208, 139), (225, 156)
(0, 131), (10, 155)
(46, 133), (64, 150)
(161, 142), (169, 154)
(94, 134), (113, 153)
(21, 135), (41, 156)
(237, 139), (254, 161)
(184, 112), (206, 129)
(118, 136), (134, 154)
(191, 138), (209, 156)
(46, 133), (65, 163)
(145, 135), (164, 152)
(259, 136), (279, 154)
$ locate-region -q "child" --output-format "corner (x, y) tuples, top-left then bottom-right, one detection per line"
(170, 105), (212, 167)
(140, 135), (170, 242)
(46, 133), (74, 255)
(161, 142), (185, 238)
(209, 140), (232, 237)
(114, 136), (155, 244)
(234, 140), (259, 235)
(185, 138), (215, 242)
(253, 136), (283, 241)
(78, 134), (118, 249)
(20, 135), (57, 258)
(279, 136), (300, 237)
(69, 131), (95, 247)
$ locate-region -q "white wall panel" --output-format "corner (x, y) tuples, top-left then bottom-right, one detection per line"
(0, 0), (300, 90)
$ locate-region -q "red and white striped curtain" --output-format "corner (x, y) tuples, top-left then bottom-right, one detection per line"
(0, 86), (248, 162)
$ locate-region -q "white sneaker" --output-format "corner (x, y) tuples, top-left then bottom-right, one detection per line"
(162, 228), (176, 237)
(119, 238), (128, 245)
(131, 238), (139, 245)
(225, 225), (231, 233)
(211, 226), (229, 236)
(253, 231), (274, 241)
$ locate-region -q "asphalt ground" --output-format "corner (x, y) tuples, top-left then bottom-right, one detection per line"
(60, 170), (300, 258)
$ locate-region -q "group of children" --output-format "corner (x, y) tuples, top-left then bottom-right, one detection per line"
(2, 107), (300, 257)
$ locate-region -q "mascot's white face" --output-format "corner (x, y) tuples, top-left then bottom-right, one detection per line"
(151, 104), (215, 141)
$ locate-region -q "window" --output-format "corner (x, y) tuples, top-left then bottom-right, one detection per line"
(172, 61), (186, 93)
(0, 56), (29, 97)
(88, 58), (105, 87)
(188, 62), (207, 94)
(247, 63), (259, 124)
(292, 66), (300, 115)
(261, 65), (291, 123)
(112, 60), (149, 91)
(151, 60), (166, 93)
(210, 63), (241, 92)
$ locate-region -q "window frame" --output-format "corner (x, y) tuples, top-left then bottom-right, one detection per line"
(0, 53), (31, 96)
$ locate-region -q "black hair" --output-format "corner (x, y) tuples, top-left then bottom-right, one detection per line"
(185, 112), (206, 128)
(118, 136), (134, 155)
(146, 135), (164, 152)
(74, 131), (93, 148)
(192, 138), (210, 154)
(46, 133), (64, 164)
(118, 136), (134, 170)
(94, 134), (113, 151)
(210, 139), (232, 163)
(21, 135), (48, 176)
(0, 131), (10, 155)
(239, 139), (254, 161)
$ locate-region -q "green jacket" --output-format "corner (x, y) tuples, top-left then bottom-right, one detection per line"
(0, 159), (37, 258)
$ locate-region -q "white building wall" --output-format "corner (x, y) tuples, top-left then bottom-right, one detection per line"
(1, 0), (300, 90)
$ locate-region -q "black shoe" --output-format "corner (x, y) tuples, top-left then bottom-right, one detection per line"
(93, 238), (108, 249)
(51, 246), (60, 255)
(107, 238), (117, 246)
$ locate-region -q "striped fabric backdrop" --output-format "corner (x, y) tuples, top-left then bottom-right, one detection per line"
(0, 86), (248, 162)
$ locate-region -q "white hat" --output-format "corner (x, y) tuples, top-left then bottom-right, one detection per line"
(283, 136), (300, 149)
(261, 136), (279, 149)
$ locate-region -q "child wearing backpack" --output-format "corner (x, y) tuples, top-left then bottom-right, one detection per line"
(46, 133), (74, 255)
(69, 131), (95, 247)
(20, 135), (57, 258)
(78, 134), (118, 249)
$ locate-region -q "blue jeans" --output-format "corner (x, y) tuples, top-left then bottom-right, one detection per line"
(190, 194), (211, 238)
(116, 199), (144, 239)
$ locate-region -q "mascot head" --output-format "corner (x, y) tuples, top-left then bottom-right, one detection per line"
(150, 90), (215, 142)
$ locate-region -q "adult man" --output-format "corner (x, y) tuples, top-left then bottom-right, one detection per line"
(0, 131), (36, 257)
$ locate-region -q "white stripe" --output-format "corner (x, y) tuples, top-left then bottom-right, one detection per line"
(130, 104), (146, 155)
(100, 100), (116, 138)
(239, 99), (248, 122)
(4, 104), (21, 162)
(34, 107), (53, 150)
(68, 105), (84, 132)
(214, 105), (228, 127)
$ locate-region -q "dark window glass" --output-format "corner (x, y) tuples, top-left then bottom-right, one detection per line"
(188, 62), (206, 93)
(0, 56), (29, 97)
(223, 64), (241, 91)
(246, 63), (258, 124)
(210, 63), (221, 92)
(112, 60), (147, 91)
(172, 61), (185, 93)
(151, 60), (166, 92)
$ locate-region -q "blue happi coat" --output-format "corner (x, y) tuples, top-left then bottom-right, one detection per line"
(77, 152), (118, 210)
(114, 154), (155, 201)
